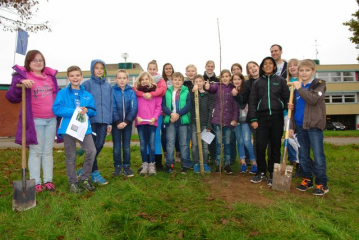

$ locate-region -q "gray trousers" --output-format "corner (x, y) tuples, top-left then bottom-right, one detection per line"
(63, 134), (96, 184)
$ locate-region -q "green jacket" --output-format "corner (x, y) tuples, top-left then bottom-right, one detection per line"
(162, 85), (191, 125)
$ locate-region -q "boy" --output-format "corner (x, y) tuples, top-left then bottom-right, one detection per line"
(52, 66), (97, 193)
(112, 70), (138, 177)
(289, 59), (329, 196)
(80, 59), (112, 185)
(162, 72), (192, 174)
(248, 57), (289, 185)
(191, 74), (214, 173)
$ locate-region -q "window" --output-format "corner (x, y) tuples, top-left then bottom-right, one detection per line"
(331, 95), (343, 103)
(316, 72), (356, 82)
(344, 94), (355, 103)
(325, 93), (358, 103)
(343, 72), (355, 82)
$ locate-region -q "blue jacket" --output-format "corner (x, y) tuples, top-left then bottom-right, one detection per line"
(52, 85), (97, 138)
(82, 59), (113, 124)
(112, 84), (138, 126)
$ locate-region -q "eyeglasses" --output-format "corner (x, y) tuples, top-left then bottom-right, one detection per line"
(31, 59), (44, 63)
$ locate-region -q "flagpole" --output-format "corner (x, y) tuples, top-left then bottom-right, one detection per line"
(13, 28), (18, 68)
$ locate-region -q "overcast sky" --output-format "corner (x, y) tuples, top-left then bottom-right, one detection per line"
(0, 0), (358, 84)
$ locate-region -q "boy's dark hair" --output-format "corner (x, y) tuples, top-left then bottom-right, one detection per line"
(270, 44), (282, 51)
(162, 63), (174, 81)
(24, 50), (46, 72)
(67, 66), (82, 76)
(231, 63), (243, 73)
(172, 72), (184, 81)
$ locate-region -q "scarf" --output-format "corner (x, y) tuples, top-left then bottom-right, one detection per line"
(137, 84), (157, 93)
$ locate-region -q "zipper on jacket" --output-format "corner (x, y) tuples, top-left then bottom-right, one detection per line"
(100, 81), (103, 123)
(268, 76), (271, 115)
(122, 89), (125, 122)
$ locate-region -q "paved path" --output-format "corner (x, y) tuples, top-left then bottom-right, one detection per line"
(0, 137), (357, 149)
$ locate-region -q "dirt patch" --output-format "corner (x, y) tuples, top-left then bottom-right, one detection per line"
(203, 173), (311, 207)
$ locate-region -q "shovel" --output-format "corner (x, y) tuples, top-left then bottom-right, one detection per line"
(272, 83), (294, 192)
(12, 84), (36, 211)
(194, 89), (204, 174)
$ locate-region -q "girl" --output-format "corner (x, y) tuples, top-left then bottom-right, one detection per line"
(162, 63), (174, 87)
(135, 60), (167, 171)
(232, 73), (257, 174)
(112, 70), (138, 177)
(135, 72), (162, 175)
(231, 63), (243, 74)
(205, 69), (239, 174)
(6, 50), (59, 192)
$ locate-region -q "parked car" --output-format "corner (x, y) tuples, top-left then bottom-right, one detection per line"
(326, 122), (346, 131)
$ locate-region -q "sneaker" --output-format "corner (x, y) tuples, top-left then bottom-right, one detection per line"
(148, 163), (157, 176)
(76, 168), (83, 178)
(224, 165), (233, 175)
(249, 165), (258, 174)
(193, 164), (200, 173)
(166, 164), (173, 173)
(91, 170), (108, 185)
(267, 173), (273, 186)
(44, 182), (56, 191)
(203, 164), (212, 173)
(140, 162), (149, 175)
(123, 167), (134, 177)
(81, 179), (95, 191)
(69, 182), (83, 193)
(35, 184), (44, 193)
(312, 185), (329, 196)
(181, 167), (189, 174)
(296, 178), (314, 191)
(240, 164), (247, 173)
(112, 166), (122, 177)
(251, 172), (267, 183)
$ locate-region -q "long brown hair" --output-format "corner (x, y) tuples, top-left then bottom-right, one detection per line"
(24, 50), (46, 72)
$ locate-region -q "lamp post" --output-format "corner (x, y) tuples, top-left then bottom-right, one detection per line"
(121, 53), (129, 62)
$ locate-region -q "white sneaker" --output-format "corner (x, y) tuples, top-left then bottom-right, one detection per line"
(148, 162), (157, 175)
(140, 162), (149, 175)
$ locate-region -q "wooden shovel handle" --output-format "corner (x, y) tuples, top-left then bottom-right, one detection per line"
(16, 84), (27, 170)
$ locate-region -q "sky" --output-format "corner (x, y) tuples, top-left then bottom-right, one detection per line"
(0, 0), (358, 84)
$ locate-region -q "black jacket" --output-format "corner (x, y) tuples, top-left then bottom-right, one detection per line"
(204, 72), (219, 83)
(190, 91), (214, 129)
(233, 77), (258, 123)
(279, 61), (288, 79)
(248, 57), (290, 122)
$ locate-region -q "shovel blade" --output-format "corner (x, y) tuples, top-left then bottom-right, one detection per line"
(272, 163), (293, 192)
(12, 179), (36, 211)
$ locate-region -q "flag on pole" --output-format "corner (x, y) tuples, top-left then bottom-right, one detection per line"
(16, 28), (29, 55)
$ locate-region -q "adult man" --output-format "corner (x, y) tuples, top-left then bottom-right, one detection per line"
(270, 44), (287, 78)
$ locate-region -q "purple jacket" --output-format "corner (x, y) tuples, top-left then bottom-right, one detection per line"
(207, 83), (239, 127)
(5, 65), (59, 146)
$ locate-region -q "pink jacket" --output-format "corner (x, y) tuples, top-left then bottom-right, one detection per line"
(135, 96), (162, 127)
(134, 76), (167, 98)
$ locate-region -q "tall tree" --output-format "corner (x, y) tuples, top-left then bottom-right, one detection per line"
(343, 0), (359, 61)
(0, 0), (50, 32)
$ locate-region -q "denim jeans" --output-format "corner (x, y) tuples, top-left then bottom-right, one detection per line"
(162, 123), (180, 153)
(137, 125), (156, 163)
(166, 123), (191, 168)
(213, 124), (232, 166)
(296, 126), (328, 185)
(191, 124), (209, 164)
(28, 117), (56, 185)
(234, 123), (256, 161)
(91, 123), (108, 172)
(112, 123), (132, 168)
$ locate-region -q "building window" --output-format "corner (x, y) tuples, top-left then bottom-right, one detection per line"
(317, 72), (356, 82)
(325, 93), (358, 103)
(344, 94), (355, 103)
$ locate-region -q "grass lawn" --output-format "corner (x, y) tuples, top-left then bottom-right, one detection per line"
(323, 130), (359, 138)
(0, 143), (358, 239)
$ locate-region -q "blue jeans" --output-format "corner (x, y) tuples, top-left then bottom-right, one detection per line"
(91, 123), (108, 172)
(213, 124), (232, 166)
(29, 117), (56, 185)
(191, 124), (209, 164)
(296, 126), (328, 185)
(234, 123), (256, 161)
(137, 125), (156, 163)
(166, 123), (191, 168)
(112, 123), (132, 168)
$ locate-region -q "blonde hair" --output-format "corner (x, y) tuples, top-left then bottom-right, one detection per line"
(115, 69), (129, 79)
(287, 58), (300, 82)
(246, 61), (259, 79)
(298, 59), (316, 71)
(186, 64), (197, 72)
(147, 60), (158, 70)
(205, 60), (215, 67)
(135, 72), (155, 89)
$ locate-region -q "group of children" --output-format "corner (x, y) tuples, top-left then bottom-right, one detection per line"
(6, 49), (329, 196)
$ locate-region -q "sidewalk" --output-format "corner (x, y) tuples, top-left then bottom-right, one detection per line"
(0, 137), (357, 149)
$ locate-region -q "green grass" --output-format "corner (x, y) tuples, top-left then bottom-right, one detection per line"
(323, 130), (359, 137)
(0, 143), (358, 239)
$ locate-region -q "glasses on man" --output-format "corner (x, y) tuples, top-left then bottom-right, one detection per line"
(31, 59), (44, 63)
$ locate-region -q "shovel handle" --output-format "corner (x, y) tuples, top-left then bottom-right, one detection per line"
(16, 84), (27, 170)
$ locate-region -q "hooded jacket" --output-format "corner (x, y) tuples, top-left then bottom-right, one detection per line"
(82, 59), (113, 125)
(248, 57), (289, 122)
(52, 84), (96, 137)
(5, 65), (59, 146)
(112, 84), (138, 126)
